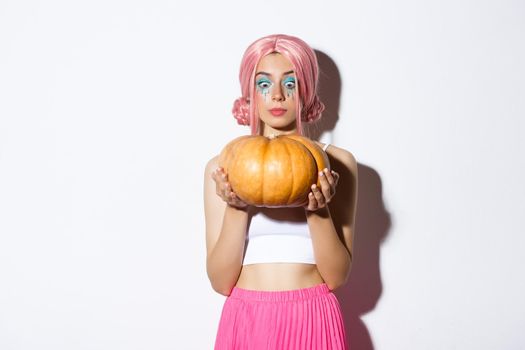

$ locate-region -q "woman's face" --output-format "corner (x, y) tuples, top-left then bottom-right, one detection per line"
(254, 53), (298, 135)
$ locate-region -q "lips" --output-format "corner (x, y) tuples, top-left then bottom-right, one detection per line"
(269, 108), (287, 116)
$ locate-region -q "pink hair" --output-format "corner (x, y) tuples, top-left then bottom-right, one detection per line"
(231, 34), (325, 135)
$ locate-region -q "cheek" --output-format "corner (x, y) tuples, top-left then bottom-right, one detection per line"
(255, 86), (271, 102)
(255, 92), (270, 109)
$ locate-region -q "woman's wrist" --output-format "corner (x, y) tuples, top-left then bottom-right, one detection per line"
(305, 205), (330, 218)
(227, 203), (252, 214)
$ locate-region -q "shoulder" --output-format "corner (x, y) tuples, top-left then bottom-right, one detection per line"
(203, 155), (221, 189)
(205, 155), (220, 175)
(314, 141), (357, 172)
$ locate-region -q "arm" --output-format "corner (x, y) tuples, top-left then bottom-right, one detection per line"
(306, 150), (358, 291)
(204, 156), (251, 296)
(307, 206), (351, 291)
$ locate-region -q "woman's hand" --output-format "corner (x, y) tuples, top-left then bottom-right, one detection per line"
(304, 168), (340, 212)
(212, 167), (249, 210)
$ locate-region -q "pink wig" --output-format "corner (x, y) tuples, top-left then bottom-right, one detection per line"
(231, 34), (325, 135)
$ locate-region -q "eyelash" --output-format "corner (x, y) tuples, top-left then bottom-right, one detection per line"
(284, 80), (296, 89)
(257, 81), (272, 89)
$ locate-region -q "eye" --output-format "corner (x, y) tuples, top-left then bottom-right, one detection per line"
(283, 78), (296, 89)
(256, 79), (272, 89)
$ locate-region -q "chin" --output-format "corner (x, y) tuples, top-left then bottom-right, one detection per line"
(268, 120), (295, 128)
(259, 114), (296, 129)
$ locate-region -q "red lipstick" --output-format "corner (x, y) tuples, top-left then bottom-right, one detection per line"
(269, 108), (287, 116)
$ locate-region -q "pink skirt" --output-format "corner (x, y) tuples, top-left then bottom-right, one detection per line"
(214, 282), (348, 350)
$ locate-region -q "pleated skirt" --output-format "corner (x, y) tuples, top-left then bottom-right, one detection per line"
(214, 282), (348, 350)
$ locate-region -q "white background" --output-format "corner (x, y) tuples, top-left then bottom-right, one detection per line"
(1, 1), (524, 349)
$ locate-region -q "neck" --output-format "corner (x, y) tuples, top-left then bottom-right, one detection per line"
(260, 122), (299, 137)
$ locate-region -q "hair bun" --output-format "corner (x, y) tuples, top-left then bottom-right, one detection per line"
(232, 97), (250, 125)
(302, 95), (325, 123)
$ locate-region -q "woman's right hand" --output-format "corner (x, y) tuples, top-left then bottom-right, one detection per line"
(212, 167), (249, 210)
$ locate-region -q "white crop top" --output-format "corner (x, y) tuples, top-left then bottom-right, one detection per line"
(241, 143), (330, 266)
(242, 209), (315, 265)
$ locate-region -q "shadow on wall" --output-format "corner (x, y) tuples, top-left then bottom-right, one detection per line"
(302, 50), (340, 140)
(311, 50), (392, 350)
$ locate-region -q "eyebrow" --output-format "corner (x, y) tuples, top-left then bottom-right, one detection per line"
(255, 70), (295, 77)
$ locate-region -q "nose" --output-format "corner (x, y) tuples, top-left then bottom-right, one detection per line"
(272, 86), (285, 102)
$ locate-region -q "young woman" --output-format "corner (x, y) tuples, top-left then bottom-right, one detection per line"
(204, 34), (358, 349)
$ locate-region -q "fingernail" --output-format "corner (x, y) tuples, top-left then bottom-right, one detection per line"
(324, 168), (328, 173)
(319, 171), (324, 176)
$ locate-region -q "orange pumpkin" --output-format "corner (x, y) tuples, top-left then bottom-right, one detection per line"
(218, 134), (330, 207)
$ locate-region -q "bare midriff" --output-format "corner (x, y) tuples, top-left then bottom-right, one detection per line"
(235, 263), (325, 291)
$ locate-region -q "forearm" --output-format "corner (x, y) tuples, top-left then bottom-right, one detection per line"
(307, 206), (352, 290)
(206, 205), (250, 295)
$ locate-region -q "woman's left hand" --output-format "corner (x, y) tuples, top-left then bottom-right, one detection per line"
(304, 168), (340, 212)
